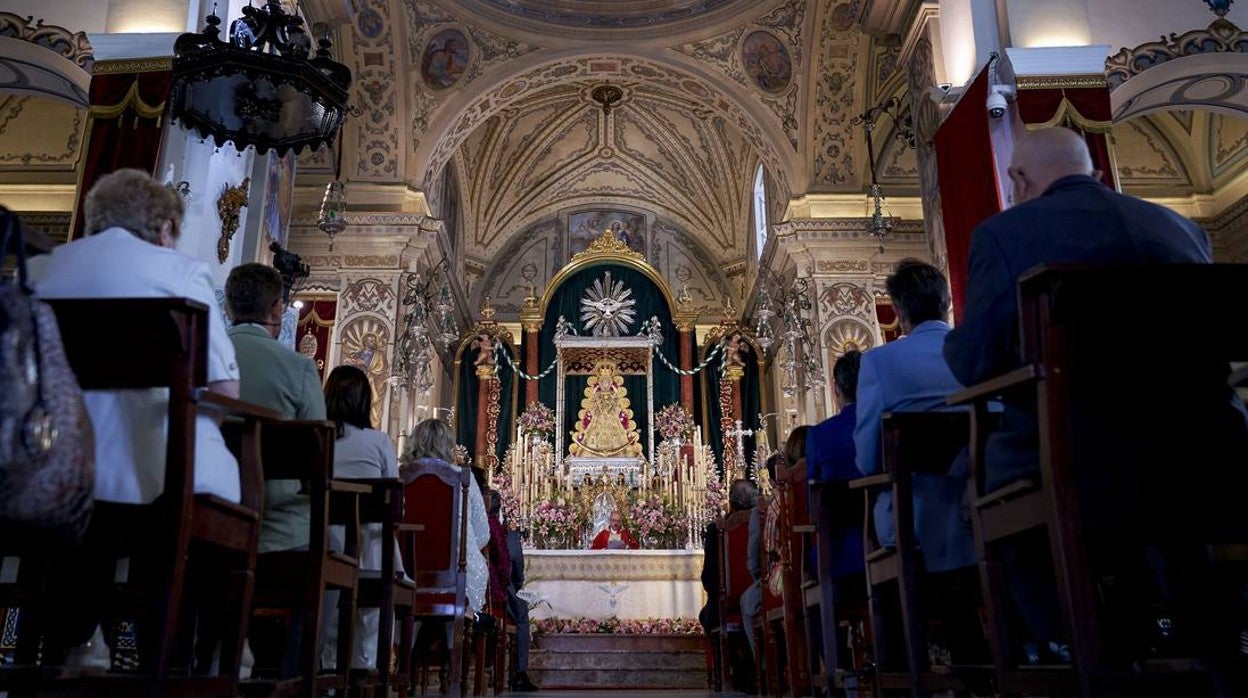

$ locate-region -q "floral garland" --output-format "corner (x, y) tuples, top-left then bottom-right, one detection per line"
(704, 475), (726, 518)
(494, 471), (523, 527)
(530, 497), (579, 547)
(533, 616), (702, 636)
(517, 401), (555, 440)
(655, 403), (694, 442)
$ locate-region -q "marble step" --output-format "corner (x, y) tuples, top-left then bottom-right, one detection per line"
(526, 633), (710, 690)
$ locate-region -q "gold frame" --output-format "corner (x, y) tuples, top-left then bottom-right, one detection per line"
(537, 230), (678, 323)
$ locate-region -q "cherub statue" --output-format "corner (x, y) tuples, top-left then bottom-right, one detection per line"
(471, 332), (497, 368)
(724, 332), (747, 369)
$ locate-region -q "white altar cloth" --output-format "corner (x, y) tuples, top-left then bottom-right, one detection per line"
(520, 550), (705, 620)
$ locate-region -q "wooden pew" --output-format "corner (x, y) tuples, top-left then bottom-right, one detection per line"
(0, 298), (276, 697)
(243, 420), (361, 698)
(771, 460), (812, 697)
(339, 478), (418, 698)
(716, 509), (754, 692)
(949, 263), (1248, 697)
(804, 477), (872, 696)
(753, 495), (784, 696)
(851, 410), (987, 697)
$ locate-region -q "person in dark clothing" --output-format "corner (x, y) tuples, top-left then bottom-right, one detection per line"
(485, 489), (538, 692)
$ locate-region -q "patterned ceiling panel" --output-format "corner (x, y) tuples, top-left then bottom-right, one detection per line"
(456, 81), (755, 261)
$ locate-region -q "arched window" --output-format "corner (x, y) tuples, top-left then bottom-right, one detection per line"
(752, 164), (768, 260)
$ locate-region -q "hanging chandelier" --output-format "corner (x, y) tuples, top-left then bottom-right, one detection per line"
(853, 96), (914, 246)
(752, 276), (823, 397)
(392, 264), (459, 394)
(171, 1), (352, 156)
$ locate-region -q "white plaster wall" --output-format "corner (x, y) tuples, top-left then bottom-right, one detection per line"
(1088, 0), (1244, 53)
(2, 0), (109, 32)
(105, 0), (191, 33)
(1006, 0), (1091, 48)
(159, 126), (255, 288)
(939, 0), (1004, 86)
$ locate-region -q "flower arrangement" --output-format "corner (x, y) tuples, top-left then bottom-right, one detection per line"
(518, 401), (556, 440)
(630, 493), (684, 546)
(533, 616), (701, 635)
(655, 403), (694, 442)
(530, 497), (578, 548)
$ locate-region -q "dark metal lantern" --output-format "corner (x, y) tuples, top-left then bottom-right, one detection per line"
(171, 1), (352, 156)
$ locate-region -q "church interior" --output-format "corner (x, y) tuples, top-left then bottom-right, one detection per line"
(2, 0), (1248, 696)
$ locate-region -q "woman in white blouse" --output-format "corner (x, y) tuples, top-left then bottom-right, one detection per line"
(321, 364), (399, 669)
(401, 418), (492, 631)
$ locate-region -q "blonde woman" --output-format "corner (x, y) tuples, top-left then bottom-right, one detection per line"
(402, 419), (492, 629)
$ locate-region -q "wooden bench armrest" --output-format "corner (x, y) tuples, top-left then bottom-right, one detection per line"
(195, 389), (282, 421)
(396, 523), (424, 533)
(947, 365), (1040, 406)
(848, 473), (892, 490)
(792, 524), (816, 534)
(329, 480), (373, 494)
(973, 479), (1038, 509)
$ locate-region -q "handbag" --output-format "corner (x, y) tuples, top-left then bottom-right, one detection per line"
(0, 208), (94, 541)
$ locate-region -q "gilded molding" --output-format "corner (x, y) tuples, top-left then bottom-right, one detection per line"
(1015, 73), (1108, 90)
(525, 552), (704, 583)
(92, 57), (172, 75)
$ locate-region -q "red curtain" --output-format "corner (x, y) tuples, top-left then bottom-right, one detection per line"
(296, 299), (338, 381)
(72, 71), (173, 238)
(934, 65), (1002, 320)
(875, 301), (901, 344)
(1016, 86), (1116, 189)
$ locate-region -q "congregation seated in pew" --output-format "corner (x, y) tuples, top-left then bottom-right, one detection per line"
(30, 168), (243, 669)
(805, 349), (865, 579)
(945, 126), (1248, 668)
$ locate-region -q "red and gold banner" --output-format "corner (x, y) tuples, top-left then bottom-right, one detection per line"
(1016, 81), (1117, 190)
(875, 300), (901, 344)
(72, 66), (173, 238)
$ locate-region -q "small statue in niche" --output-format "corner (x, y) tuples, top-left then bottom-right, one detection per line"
(471, 332), (497, 376)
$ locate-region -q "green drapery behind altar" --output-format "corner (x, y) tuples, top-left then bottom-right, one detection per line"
(702, 341), (762, 474)
(456, 342), (517, 468)
(528, 263), (683, 458)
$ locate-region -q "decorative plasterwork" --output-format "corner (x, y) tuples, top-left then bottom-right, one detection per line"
(672, 0), (806, 149)
(423, 55), (792, 197)
(526, 550), (702, 582)
(350, 0), (403, 181)
(1112, 119), (1189, 186)
(402, 0), (541, 154)
(0, 13), (93, 71)
(0, 96), (85, 169)
(1105, 19), (1248, 89)
(810, 1), (865, 189)
(454, 80), (755, 260)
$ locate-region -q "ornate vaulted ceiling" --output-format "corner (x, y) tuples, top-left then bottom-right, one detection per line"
(455, 81), (753, 260)
(1114, 110), (1248, 197)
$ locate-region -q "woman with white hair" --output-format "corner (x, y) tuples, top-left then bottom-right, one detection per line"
(402, 418), (492, 629)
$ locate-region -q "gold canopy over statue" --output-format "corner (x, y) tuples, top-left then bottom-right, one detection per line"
(569, 358), (643, 458)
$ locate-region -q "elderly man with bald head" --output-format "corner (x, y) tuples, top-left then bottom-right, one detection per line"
(946, 127), (1212, 487)
(943, 128), (1229, 663)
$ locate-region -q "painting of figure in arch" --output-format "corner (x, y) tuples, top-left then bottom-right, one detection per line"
(568, 210), (646, 259)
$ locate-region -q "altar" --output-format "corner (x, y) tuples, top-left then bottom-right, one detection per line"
(520, 549), (705, 621)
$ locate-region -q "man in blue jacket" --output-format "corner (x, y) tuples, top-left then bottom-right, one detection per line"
(855, 260), (975, 576)
(805, 350), (865, 579)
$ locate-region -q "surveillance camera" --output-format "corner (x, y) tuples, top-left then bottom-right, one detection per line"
(986, 85), (1015, 119)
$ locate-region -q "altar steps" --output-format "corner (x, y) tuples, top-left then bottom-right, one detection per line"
(528, 634), (710, 690)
